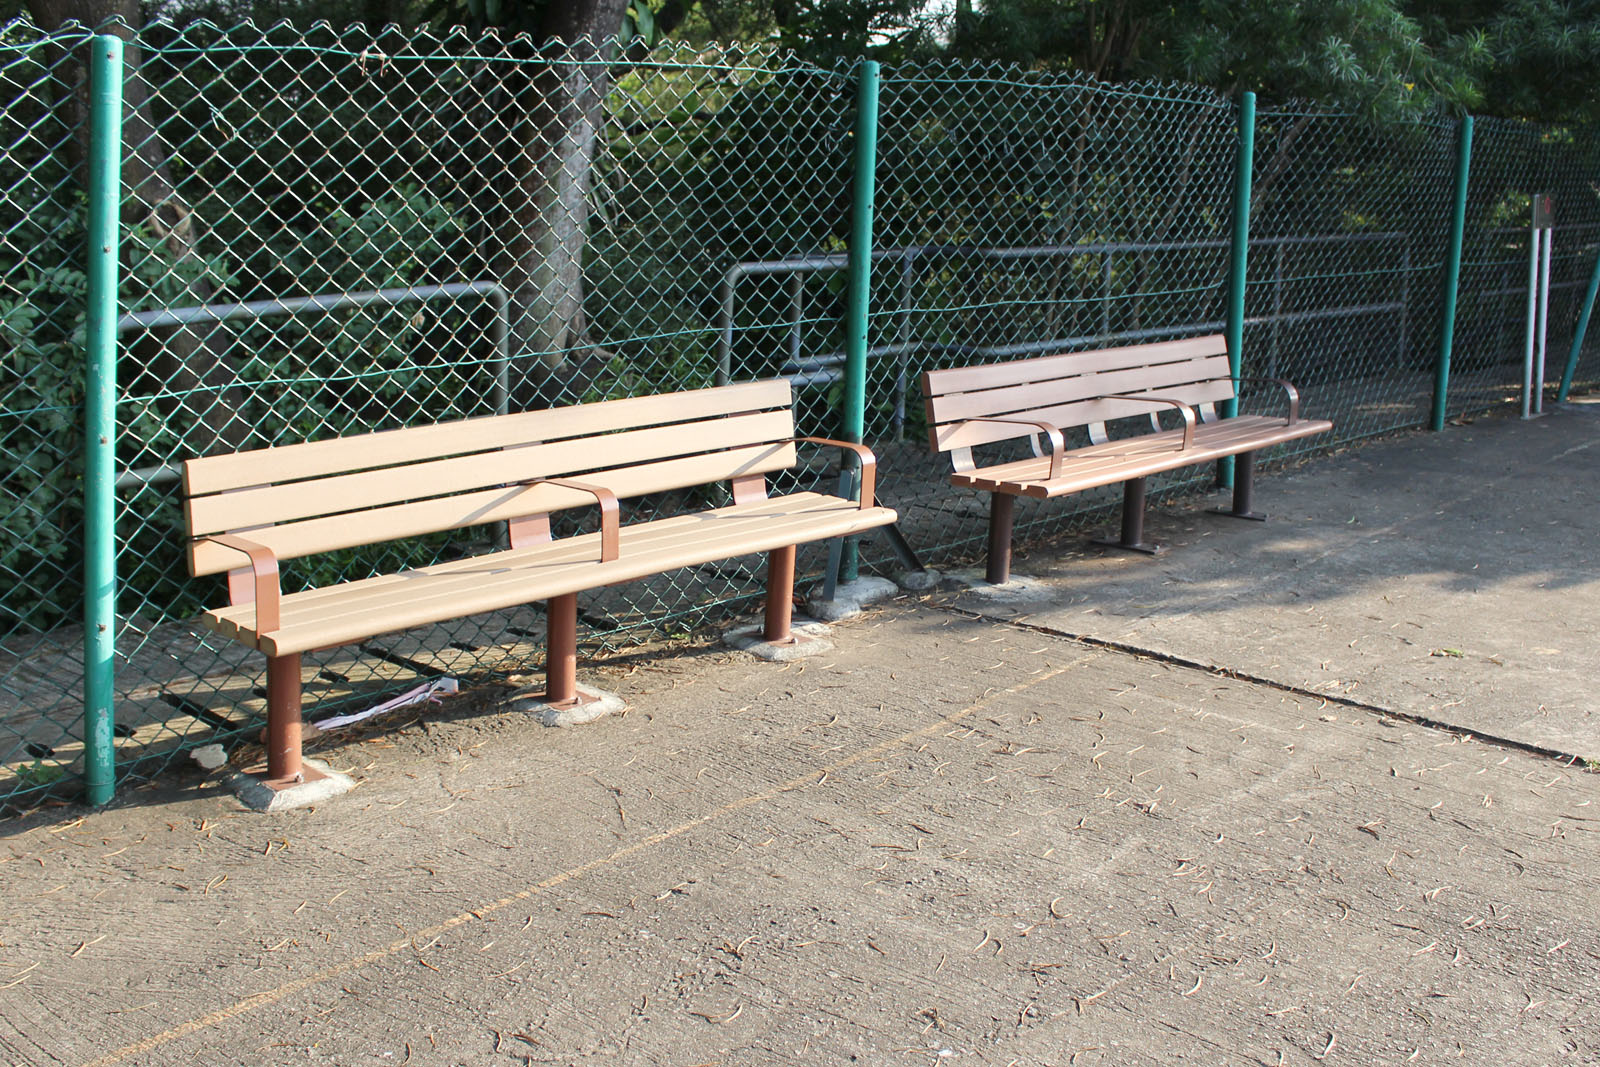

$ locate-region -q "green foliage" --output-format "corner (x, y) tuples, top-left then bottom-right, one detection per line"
(1410, 0), (1600, 124)
(658, 0), (938, 61)
(946, 0), (1600, 124)
(868, 62), (1241, 387)
(1, 79), (486, 636)
(13, 757), (66, 787)
(121, 185), (481, 620)
(620, 0), (660, 49)
(1, 191), (87, 634)
(771, 0), (932, 63)
(586, 54), (854, 385)
(227, 184), (472, 442)
(950, 0), (1484, 121)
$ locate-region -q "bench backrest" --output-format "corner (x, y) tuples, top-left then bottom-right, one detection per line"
(183, 379), (798, 577)
(922, 334), (1236, 454)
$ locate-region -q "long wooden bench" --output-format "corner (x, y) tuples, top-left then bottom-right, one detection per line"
(922, 334), (1332, 581)
(182, 379), (896, 791)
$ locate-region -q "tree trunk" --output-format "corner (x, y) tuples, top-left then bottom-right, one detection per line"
(494, 0), (630, 406)
(516, 51), (607, 370)
(31, 0), (252, 452)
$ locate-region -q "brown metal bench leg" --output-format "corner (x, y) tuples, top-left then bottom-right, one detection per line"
(1091, 477), (1164, 556)
(986, 493), (1016, 584)
(524, 594), (602, 711)
(764, 545), (796, 642)
(264, 653), (307, 786)
(545, 593), (579, 705)
(1207, 450), (1267, 521)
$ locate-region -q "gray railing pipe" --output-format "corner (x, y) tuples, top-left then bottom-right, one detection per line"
(115, 281), (510, 489)
(718, 233), (1409, 390)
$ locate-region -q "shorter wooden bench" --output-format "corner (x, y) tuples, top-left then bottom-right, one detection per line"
(182, 379), (896, 791)
(922, 334), (1332, 581)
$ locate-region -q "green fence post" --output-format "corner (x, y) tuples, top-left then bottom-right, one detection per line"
(839, 58), (880, 584)
(1556, 242), (1600, 402)
(1219, 90), (1255, 489)
(83, 34), (124, 807)
(1432, 115), (1473, 430)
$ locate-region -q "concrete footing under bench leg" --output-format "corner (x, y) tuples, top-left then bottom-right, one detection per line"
(507, 685), (627, 728)
(806, 576), (899, 622)
(223, 757), (355, 813)
(722, 619), (834, 661)
(896, 568), (942, 593)
(944, 568), (1054, 602)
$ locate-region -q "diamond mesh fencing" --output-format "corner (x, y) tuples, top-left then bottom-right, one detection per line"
(5, 19), (1600, 808)
(1453, 116), (1600, 416)
(1244, 107), (1460, 446)
(5, 21), (861, 808)
(0, 24), (100, 806)
(864, 65), (1242, 563)
(104, 23), (858, 802)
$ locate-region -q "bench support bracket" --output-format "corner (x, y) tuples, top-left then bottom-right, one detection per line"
(1207, 450), (1267, 521)
(1090, 477), (1164, 556)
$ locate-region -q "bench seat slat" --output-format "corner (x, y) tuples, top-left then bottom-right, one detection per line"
(952, 415), (1333, 498)
(187, 409), (796, 535)
(201, 492), (897, 657)
(187, 442), (798, 576)
(182, 379), (792, 495)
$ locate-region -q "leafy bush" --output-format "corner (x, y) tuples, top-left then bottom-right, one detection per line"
(1, 191), (88, 635)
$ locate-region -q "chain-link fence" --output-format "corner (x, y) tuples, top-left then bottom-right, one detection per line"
(1245, 107), (1459, 444)
(1454, 116), (1600, 415)
(1, 23), (99, 806)
(861, 64), (1242, 562)
(5, 19), (1600, 809)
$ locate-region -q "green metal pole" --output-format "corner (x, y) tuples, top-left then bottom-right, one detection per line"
(83, 35), (124, 807)
(1556, 241), (1600, 402)
(1432, 115), (1473, 430)
(839, 59), (880, 583)
(1219, 90), (1255, 489)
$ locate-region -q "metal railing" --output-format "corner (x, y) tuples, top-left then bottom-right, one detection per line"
(113, 281), (511, 489)
(729, 233), (1414, 437)
(5, 24), (1600, 811)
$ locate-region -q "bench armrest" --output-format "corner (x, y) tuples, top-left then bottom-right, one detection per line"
(199, 533), (281, 635)
(948, 417), (1065, 479)
(523, 478), (620, 562)
(1219, 376), (1300, 425)
(793, 437), (879, 509)
(1098, 394), (1196, 451)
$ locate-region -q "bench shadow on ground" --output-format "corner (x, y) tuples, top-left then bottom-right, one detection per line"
(0, 634), (744, 836)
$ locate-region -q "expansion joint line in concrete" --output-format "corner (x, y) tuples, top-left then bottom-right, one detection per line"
(932, 603), (1597, 773)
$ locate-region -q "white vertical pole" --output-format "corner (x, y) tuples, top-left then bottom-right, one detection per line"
(1523, 224), (1539, 419)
